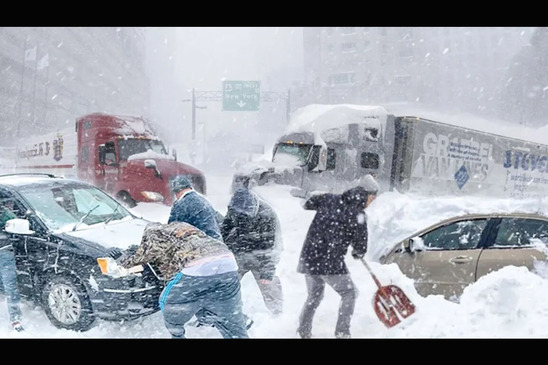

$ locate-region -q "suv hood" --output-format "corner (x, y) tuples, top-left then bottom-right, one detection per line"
(61, 217), (149, 250)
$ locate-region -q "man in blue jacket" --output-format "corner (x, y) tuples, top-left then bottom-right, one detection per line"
(168, 175), (223, 241)
(167, 175), (254, 330)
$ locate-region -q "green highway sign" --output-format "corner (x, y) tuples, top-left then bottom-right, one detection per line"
(222, 80), (260, 111)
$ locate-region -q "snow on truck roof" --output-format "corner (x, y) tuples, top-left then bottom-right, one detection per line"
(285, 104), (388, 134)
(79, 113), (158, 138)
(284, 103), (548, 146)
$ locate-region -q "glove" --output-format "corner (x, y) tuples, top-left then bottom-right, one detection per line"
(108, 247), (123, 259)
(351, 251), (364, 260)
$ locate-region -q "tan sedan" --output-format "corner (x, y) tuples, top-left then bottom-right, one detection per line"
(379, 213), (548, 301)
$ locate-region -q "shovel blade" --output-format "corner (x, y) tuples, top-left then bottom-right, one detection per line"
(373, 285), (416, 328)
(373, 296), (401, 328)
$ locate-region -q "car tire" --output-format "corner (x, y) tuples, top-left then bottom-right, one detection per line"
(41, 275), (96, 332)
(117, 191), (137, 208)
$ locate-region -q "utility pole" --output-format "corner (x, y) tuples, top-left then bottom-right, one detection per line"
(191, 88), (196, 140)
(184, 87), (291, 139)
(184, 88), (207, 141)
(286, 89), (291, 123)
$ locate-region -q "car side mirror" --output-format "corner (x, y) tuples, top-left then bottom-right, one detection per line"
(98, 145), (106, 164)
(403, 238), (412, 253)
(144, 159), (162, 179)
(4, 218), (35, 235)
(405, 237), (423, 253)
(144, 159), (157, 169)
(308, 145), (327, 172)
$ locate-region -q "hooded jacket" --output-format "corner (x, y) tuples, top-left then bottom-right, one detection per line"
(221, 188), (282, 256)
(221, 188), (283, 280)
(297, 186), (369, 275)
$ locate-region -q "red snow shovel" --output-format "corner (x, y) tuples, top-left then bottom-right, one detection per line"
(360, 258), (416, 328)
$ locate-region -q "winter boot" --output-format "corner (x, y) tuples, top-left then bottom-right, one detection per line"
(335, 331), (351, 339)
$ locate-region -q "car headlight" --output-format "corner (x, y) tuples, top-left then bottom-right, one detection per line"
(98, 257), (144, 278)
(97, 257), (130, 277)
(141, 191), (164, 202)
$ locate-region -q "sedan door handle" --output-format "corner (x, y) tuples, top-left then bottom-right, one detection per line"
(449, 256), (473, 264)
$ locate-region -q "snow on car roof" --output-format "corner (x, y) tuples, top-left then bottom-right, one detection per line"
(0, 173), (74, 186)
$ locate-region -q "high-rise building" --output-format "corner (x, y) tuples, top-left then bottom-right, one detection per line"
(300, 27), (534, 118)
(0, 27), (149, 144)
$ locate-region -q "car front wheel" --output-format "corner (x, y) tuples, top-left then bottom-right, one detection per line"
(41, 276), (96, 332)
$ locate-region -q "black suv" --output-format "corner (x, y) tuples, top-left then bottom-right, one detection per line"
(0, 173), (163, 331)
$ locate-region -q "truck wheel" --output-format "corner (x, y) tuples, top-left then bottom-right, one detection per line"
(117, 191), (137, 208)
(41, 276), (96, 332)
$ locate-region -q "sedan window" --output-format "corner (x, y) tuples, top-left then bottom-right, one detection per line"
(421, 219), (488, 250)
(494, 218), (548, 247)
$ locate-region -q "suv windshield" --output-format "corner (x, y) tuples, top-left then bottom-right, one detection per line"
(117, 138), (167, 160)
(17, 182), (132, 232)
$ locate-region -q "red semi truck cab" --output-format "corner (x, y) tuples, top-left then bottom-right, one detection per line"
(76, 113), (206, 206)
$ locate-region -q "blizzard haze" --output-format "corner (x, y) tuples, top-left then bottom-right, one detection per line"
(3, 172), (548, 339)
(146, 27), (303, 171)
(0, 105), (548, 339)
(2, 27), (548, 340)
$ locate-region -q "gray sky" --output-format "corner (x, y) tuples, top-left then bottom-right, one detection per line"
(147, 27), (304, 162)
(174, 27), (303, 91)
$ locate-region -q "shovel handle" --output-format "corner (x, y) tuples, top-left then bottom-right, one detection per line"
(360, 257), (384, 289)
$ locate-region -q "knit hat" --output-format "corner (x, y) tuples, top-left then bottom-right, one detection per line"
(362, 174), (380, 194)
(171, 175), (193, 193)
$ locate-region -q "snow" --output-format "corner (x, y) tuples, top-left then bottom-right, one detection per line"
(285, 104), (388, 135)
(2, 103), (548, 339)
(2, 171), (548, 339)
(127, 150), (174, 161)
(103, 113), (156, 137)
(61, 217), (148, 247)
(286, 102), (548, 147)
(383, 101), (548, 145)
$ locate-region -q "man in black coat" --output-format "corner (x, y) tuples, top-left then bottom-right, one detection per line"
(221, 175), (284, 315)
(296, 174), (379, 339)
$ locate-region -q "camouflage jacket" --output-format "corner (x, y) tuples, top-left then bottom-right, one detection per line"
(119, 221), (232, 281)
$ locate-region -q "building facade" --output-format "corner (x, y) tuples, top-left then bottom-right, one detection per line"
(0, 27), (150, 145)
(300, 27), (534, 117)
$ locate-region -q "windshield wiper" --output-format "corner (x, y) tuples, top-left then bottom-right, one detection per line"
(104, 202), (121, 225)
(72, 205), (100, 231)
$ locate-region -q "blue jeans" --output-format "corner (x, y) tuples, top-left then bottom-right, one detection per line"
(0, 248), (23, 323)
(159, 270), (249, 339)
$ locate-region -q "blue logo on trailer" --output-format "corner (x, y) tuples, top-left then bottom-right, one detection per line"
(454, 165), (469, 190)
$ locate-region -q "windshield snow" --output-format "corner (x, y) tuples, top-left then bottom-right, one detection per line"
(18, 182), (132, 232)
(117, 138), (167, 160)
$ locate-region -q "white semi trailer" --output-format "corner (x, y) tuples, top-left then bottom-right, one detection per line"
(243, 104), (548, 199)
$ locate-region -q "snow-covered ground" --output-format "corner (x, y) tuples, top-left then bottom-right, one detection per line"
(2, 171), (548, 339)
